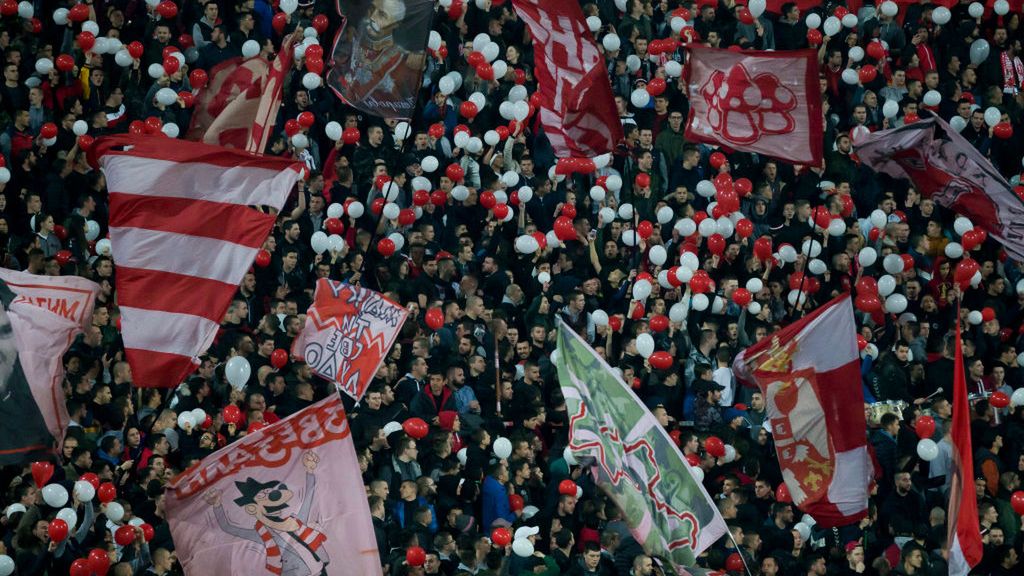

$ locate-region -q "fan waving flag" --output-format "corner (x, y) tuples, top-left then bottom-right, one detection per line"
(733, 295), (873, 527)
(555, 321), (727, 573)
(685, 46), (823, 166)
(854, 114), (1024, 260)
(91, 135), (303, 388)
(947, 307), (983, 575)
(511, 0), (624, 158)
(0, 269), (98, 464)
(327, 0), (433, 119)
(166, 395), (383, 576)
(291, 280), (408, 401)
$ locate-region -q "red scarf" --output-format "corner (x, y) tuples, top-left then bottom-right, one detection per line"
(254, 519), (327, 575)
(1001, 50), (1024, 93)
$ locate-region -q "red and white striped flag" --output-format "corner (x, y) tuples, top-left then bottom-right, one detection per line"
(947, 308), (983, 575)
(91, 135), (303, 388)
(733, 295), (873, 527)
(510, 0), (623, 158)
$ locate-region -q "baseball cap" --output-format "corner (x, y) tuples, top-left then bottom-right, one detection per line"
(845, 541), (862, 553)
(514, 526), (540, 540)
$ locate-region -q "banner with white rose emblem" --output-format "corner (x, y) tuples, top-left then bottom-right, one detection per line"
(684, 47), (823, 167)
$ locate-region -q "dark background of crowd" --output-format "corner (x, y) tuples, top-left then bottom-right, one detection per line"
(2, 0), (1024, 575)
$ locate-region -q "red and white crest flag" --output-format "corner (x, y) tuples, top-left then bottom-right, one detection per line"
(92, 135), (303, 388)
(511, 0), (623, 158)
(166, 395), (383, 576)
(854, 114), (1024, 260)
(187, 34), (295, 153)
(292, 280), (408, 401)
(0, 269), (97, 464)
(685, 47), (823, 166)
(947, 309), (983, 575)
(733, 295), (872, 527)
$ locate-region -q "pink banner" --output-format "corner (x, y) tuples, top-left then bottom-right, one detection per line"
(166, 395), (382, 576)
(685, 46), (823, 167)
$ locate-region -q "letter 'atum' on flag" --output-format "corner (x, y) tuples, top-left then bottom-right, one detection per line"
(733, 294), (874, 527)
(90, 134), (304, 388)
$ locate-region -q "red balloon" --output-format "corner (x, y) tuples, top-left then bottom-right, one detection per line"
(904, 112), (919, 124)
(737, 6), (754, 24)
(272, 12), (289, 34)
(68, 3), (90, 22)
(377, 238), (396, 257)
(476, 62), (495, 81)
(709, 151), (727, 170)
(283, 119), (301, 137)
(954, 258), (979, 288)
(325, 217), (344, 235)
(561, 204), (577, 219)
(685, 453), (701, 467)
(914, 415), (936, 439)
(79, 473), (100, 490)
(732, 288), (752, 307)
(491, 527), (512, 546)
(637, 220), (654, 239)
(88, 548), (111, 576)
(156, 0), (178, 19)
(430, 190), (447, 207)
(403, 418), (429, 439)
(222, 404), (242, 425)
(735, 219), (754, 238)
(459, 101), (479, 119)
(270, 349), (288, 369)
(982, 307), (996, 322)
(97, 482), (117, 504)
(48, 519), (69, 543)
(553, 216), (576, 241)
(855, 276), (878, 295)
(254, 249), (271, 268)
(312, 14), (329, 34)
(635, 173), (651, 189)
(807, 28), (823, 46)
(649, 315), (669, 333)
(855, 293), (882, 313)
(508, 493), (524, 511)
(704, 436), (725, 458)
(76, 31), (95, 53)
(492, 204), (510, 220)
(406, 546), (426, 567)
(247, 421), (266, 433)
(39, 122), (57, 140)
(425, 307), (444, 330)
(649, 351), (673, 370)
(558, 479), (577, 496)
(297, 111), (315, 128)
(371, 197), (386, 215)
(445, 163), (465, 183)
(1011, 490), (1024, 515)
(726, 552), (744, 572)
(55, 250), (73, 266)
(858, 65), (877, 84)
(128, 41), (145, 59)
(70, 559), (91, 576)
(428, 123), (445, 139)
(857, 334), (868, 351)
(342, 127), (361, 145)
(753, 236), (773, 260)
(707, 233), (726, 256)
(608, 315), (623, 332)
(115, 524), (136, 546)
(866, 41), (885, 61)
(31, 461), (54, 488)
(190, 69), (209, 89)
(177, 34), (194, 49)
(775, 482), (792, 503)
(163, 55), (180, 75)
(990, 391), (1010, 409)
(994, 122), (1013, 139)
(140, 523), (155, 542)
(178, 91), (195, 108)
(669, 429), (683, 446)
(55, 54), (75, 72)
(412, 190), (430, 207)
(734, 178), (752, 197)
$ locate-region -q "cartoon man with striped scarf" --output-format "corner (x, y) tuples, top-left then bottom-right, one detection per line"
(205, 452), (330, 575)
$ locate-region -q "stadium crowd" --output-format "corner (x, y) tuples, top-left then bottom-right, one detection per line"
(2, 0), (1024, 575)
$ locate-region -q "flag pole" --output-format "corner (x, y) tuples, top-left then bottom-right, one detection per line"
(724, 528), (755, 576)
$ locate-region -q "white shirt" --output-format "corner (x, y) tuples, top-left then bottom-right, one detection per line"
(713, 366), (735, 406)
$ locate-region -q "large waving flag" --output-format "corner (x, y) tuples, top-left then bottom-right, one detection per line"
(555, 321), (726, 572)
(733, 295), (873, 527)
(685, 46), (823, 166)
(511, 0), (624, 158)
(91, 135), (303, 388)
(166, 395), (382, 576)
(855, 113), (1024, 260)
(0, 269), (98, 464)
(187, 30), (298, 153)
(947, 307), (983, 575)
(291, 280), (408, 401)
(327, 0), (433, 119)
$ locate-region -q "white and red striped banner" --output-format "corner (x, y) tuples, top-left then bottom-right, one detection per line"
(734, 295), (873, 527)
(947, 310), (983, 575)
(511, 0), (623, 158)
(91, 135), (303, 388)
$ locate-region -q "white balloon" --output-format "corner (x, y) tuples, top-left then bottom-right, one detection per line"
(347, 200), (365, 218)
(35, 58), (53, 75)
(73, 120), (89, 136)
(302, 72), (321, 90)
(327, 234), (344, 253)
(592, 309), (609, 327)
(808, 258), (827, 275)
(676, 267), (693, 284)
(848, 47), (864, 62)
(995, 0), (1009, 15)
(669, 302), (688, 323)
(696, 180), (716, 198)
(968, 310), (983, 325)
(115, 49), (134, 67)
(969, 2), (984, 18)
(515, 235), (539, 254)
(290, 133), (308, 149)
(949, 116), (967, 133)
(692, 293), (709, 311)
(457, 447), (467, 465)
(985, 107), (1001, 127)
(177, 411), (196, 431)
(746, 278), (763, 294)
(787, 289), (808, 307)
(421, 155), (439, 173)
(85, 220), (100, 242)
(387, 233), (404, 252)
(225, 356), (251, 389)
(0, 168), (12, 184)
(563, 446), (578, 466)
(56, 507), (78, 531)
(923, 90), (941, 107)
(944, 242), (964, 259)
(605, 174), (623, 192)
(917, 439), (939, 461)
(512, 538), (534, 558)
(589, 185), (606, 203)
(954, 217), (974, 236)
(665, 60), (682, 78)
(625, 54), (641, 73)
(41, 483), (69, 508)
(656, 206), (674, 225)
(842, 13), (858, 28)
(546, 230), (560, 249)
(280, 0), (298, 14)
(428, 31), (442, 52)
(680, 251), (699, 271)
(324, 121), (343, 141)
(698, 218), (718, 237)
(880, 1), (898, 17)
(878, 275), (897, 297)
(801, 239), (822, 258)
(749, 0), (766, 17)
(676, 218), (697, 236)
(630, 88), (650, 108)
(53, 8), (69, 25)
(602, 34), (621, 52)
(636, 333), (655, 358)
(74, 480), (96, 502)
(586, 15), (602, 32)
(1011, 387), (1024, 406)
(882, 253), (905, 274)
(518, 186), (533, 203)
(842, 68), (860, 85)
(858, 247), (877, 267)
(618, 203), (634, 220)
(493, 437), (512, 459)
(870, 209), (888, 230)
(932, 6), (950, 25)
(438, 75), (455, 95)
(794, 522), (811, 542)
(885, 294), (908, 314)
(805, 14), (821, 29)
(649, 245), (667, 266)
(882, 100), (899, 119)
(828, 218), (847, 237)
(823, 16), (841, 37)
(148, 63), (166, 79)
(778, 244), (798, 263)
(632, 279), (652, 301)
(691, 466), (704, 483)
(156, 87), (177, 106)
(105, 501), (125, 524)
(81, 20), (99, 35)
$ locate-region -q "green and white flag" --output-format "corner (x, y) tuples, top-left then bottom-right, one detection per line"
(555, 321), (727, 572)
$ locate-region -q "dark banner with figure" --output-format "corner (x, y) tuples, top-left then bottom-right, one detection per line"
(328, 0), (433, 119)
